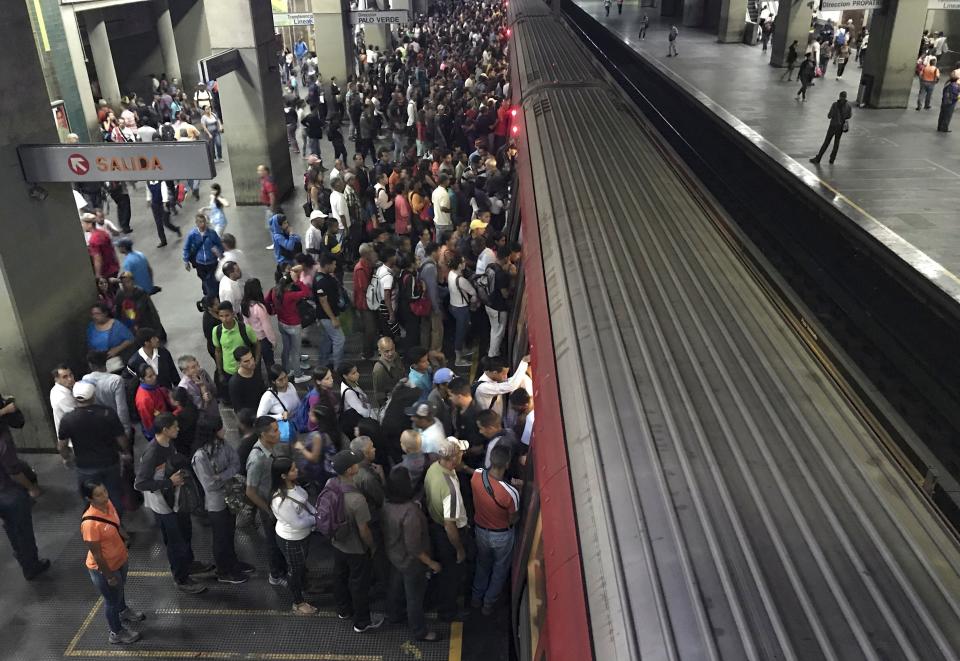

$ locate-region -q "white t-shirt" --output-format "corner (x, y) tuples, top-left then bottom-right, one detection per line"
(272, 485), (315, 541)
(448, 270), (476, 308)
(431, 185), (451, 227)
(215, 248), (244, 281)
(256, 384), (301, 419)
(476, 248), (496, 275)
(218, 276), (243, 313)
(375, 263), (394, 310)
(330, 189), (348, 230)
(418, 420), (446, 454)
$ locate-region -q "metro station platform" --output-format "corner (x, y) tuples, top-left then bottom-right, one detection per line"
(572, 1), (960, 304)
(0, 133), (502, 661)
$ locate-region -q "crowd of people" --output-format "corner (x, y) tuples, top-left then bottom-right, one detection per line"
(0, 0), (537, 649)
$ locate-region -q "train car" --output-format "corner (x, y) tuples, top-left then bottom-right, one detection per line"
(504, 0), (960, 659)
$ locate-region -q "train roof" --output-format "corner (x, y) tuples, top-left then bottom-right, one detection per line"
(509, 0), (960, 659)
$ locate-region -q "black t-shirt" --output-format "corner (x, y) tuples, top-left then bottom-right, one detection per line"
(487, 263), (512, 311)
(456, 402), (485, 469)
(58, 405), (124, 468)
(229, 371), (266, 413)
(237, 432), (259, 473)
(314, 272), (343, 318)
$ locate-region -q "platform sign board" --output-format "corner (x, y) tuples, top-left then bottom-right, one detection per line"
(348, 10), (410, 25)
(819, 0), (882, 9)
(274, 12), (314, 26)
(929, 0), (960, 9)
(198, 49), (242, 84)
(17, 142), (215, 183)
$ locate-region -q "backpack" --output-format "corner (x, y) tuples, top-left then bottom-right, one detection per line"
(408, 266), (432, 317)
(297, 297), (318, 327)
(291, 387), (317, 432)
(472, 377), (498, 410)
(176, 468), (205, 514)
(215, 322), (256, 352)
(365, 263), (385, 309)
(160, 123), (176, 142)
(473, 264), (497, 306)
(314, 476), (355, 537)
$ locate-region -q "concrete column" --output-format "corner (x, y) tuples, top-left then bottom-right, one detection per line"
(312, 0), (353, 83)
(717, 0), (747, 43)
(206, 0), (294, 205)
(767, 0), (811, 65)
(156, 0), (183, 86)
(1, 0), (97, 449)
(85, 10), (122, 106)
(59, 5), (99, 139)
(860, 0), (929, 108)
(683, 0), (705, 28)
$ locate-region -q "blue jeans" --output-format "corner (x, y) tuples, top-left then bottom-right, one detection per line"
(76, 464), (123, 517)
(472, 527), (514, 607)
(279, 322), (303, 377)
(318, 318), (345, 369)
(918, 81), (936, 109)
(88, 562), (129, 633)
(308, 137), (320, 158)
(210, 132), (222, 159)
(450, 305), (470, 351)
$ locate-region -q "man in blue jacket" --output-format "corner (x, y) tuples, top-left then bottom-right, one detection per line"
(182, 214), (224, 296)
(268, 212), (302, 280)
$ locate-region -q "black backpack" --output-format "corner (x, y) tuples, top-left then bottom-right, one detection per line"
(159, 123), (176, 142)
(297, 298), (318, 327)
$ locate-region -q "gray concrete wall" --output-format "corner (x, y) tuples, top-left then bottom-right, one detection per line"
(312, 0), (353, 82)
(767, 0), (809, 64)
(862, 0), (929, 108)
(207, 0), (294, 204)
(1, 0), (98, 450)
(113, 30), (165, 99)
(169, 0), (211, 90)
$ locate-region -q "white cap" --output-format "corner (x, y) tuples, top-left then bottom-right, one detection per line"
(73, 382), (96, 401)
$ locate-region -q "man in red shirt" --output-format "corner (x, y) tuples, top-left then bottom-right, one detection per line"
(257, 164), (277, 250)
(81, 213), (120, 278)
(493, 99), (512, 154)
(469, 443), (519, 615)
(353, 243), (378, 359)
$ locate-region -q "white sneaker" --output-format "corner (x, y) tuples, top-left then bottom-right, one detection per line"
(294, 374), (312, 384)
(265, 244), (274, 250)
(268, 574), (288, 586)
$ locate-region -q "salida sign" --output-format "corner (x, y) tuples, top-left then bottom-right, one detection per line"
(17, 141), (214, 183)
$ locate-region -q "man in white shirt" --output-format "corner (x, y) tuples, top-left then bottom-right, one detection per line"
(406, 402), (447, 453)
(329, 176), (350, 232)
(219, 261), (244, 312)
(431, 173), (453, 241)
(371, 248), (399, 335)
(49, 364), (77, 440)
(215, 234), (244, 281)
(305, 210), (327, 255)
(474, 355), (530, 414)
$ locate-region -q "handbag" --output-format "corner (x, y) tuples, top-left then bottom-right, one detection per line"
(271, 390), (297, 443)
(0, 397), (25, 429)
(842, 120), (850, 133)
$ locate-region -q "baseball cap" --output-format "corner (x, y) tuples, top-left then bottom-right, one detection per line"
(80, 212), (96, 224)
(404, 402), (434, 418)
(433, 367), (454, 385)
(469, 218), (488, 231)
(116, 238), (133, 250)
(438, 437), (469, 459)
(446, 436), (470, 451)
(331, 449), (364, 475)
(309, 209), (328, 220)
(73, 382), (96, 402)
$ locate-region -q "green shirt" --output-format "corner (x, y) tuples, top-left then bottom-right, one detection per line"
(424, 461), (467, 528)
(211, 322), (256, 374)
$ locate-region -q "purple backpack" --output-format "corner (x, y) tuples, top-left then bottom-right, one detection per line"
(314, 477), (355, 537)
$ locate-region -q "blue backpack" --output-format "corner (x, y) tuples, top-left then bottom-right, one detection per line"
(291, 387), (316, 432)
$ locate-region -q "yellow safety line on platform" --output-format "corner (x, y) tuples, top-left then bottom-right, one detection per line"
(64, 597), (102, 656)
(33, 0), (50, 51)
(128, 570), (169, 577)
(447, 621), (463, 661)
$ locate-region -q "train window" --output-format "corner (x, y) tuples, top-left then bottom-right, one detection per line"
(510, 283), (528, 363)
(506, 172), (522, 242)
(523, 514), (546, 661)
